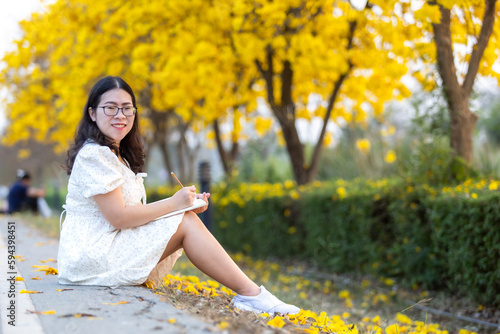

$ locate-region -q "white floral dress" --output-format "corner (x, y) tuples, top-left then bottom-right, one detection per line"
(57, 142), (184, 287)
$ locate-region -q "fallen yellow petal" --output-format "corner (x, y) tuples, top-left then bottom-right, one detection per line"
(27, 310), (56, 315)
(35, 267), (58, 275)
(103, 301), (129, 305)
(34, 242), (46, 247)
(56, 289), (73, 292)
(267, 316), (285, 328)
(168, 318), (176, 324)
(15, 277), (24, 281)
(31, 276), (42, 280)
(20, 290), (42, 294)
(217, 321), (229, 329)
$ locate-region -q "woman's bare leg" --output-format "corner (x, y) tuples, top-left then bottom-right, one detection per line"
(159, 212), (260, 296)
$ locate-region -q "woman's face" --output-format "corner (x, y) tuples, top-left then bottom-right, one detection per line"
(89, 88), (135, 147)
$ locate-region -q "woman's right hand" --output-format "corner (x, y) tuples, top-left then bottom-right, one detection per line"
(171, 185), (197, 209)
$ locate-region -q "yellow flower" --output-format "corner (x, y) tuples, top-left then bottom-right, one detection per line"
(207, 280), (219, 288)
(183, 285), (199, 295)
(255, 117), (272, 136)
(355, 138), (371, 154)
(284, 180), (295, 189)
(267, 315), (285, 328)
(221, 286), (236, 296)
(489, 181), (498, 190)
(19, 290), (42, 294)
(288, 226), (297, 234)
(103, 301), (129, 305)
(339, 290), (350, 299)
(458, 329), (478, 334)
(337, 187), (346, 199)
(217, 321), (229, 329)
(185, 276), (200, 283)
(17, 148), (31, 160)
(471, 193), (477, 199)
(384, 150), (397, 164)
(383, 278), (395, 286)
(385, 324), (401, 334)
(396, 313), (412, 325)
(35, 267), (58, 275)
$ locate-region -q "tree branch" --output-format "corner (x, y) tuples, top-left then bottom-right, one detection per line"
(462, 0), (497, 97)
(281, 60), (294, 120)
(308, 20), (357, 179)
(432, 4), (461, 103)
(255, 45), (276, 109)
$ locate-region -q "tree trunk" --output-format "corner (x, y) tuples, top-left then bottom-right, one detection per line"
(213, 118), (239, 176)
(158, 139), (173, 184)
(150, 109), (174, 185)
(176, 123), (187, 181)
(450, 102), (477, 162)
(256, 48), (310, 185)
(277, 114), (308, 184)
(432, 0), (496, 163)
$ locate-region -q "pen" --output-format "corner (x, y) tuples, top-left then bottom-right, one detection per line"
(171, 172), (184, 188)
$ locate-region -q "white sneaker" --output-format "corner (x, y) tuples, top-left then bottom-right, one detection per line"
(231, 286), (301, 315)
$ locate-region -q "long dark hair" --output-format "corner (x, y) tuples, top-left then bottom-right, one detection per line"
(65, 76), (145, 174)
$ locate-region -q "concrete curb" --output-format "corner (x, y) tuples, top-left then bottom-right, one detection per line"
(0, 217), (215, 334)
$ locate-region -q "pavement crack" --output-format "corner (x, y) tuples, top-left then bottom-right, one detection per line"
(132, 295), (156, 315)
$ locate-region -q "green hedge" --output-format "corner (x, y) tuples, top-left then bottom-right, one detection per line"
(207, 179), (500, 306)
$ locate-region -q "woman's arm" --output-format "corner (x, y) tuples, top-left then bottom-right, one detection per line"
(94, 185), (200, 229)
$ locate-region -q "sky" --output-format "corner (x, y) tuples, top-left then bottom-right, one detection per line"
(0, 0), (49, 132)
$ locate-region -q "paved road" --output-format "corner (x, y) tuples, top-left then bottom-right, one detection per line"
(0, 217), (215, 334)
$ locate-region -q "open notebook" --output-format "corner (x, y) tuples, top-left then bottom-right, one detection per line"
(152, 197), (206, 221)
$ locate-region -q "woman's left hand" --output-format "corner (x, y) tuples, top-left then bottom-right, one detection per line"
(191, 192), (210, 214)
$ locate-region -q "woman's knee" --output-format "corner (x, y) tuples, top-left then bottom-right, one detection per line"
(179, 211), (206, 232)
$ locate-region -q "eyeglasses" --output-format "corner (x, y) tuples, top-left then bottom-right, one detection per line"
(99, 106), (137, 117)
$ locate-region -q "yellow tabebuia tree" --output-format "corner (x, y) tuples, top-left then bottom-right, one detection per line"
(1, 0), (262, 180)
(403, 0), (499, 171)
(1, 0), (498, 184)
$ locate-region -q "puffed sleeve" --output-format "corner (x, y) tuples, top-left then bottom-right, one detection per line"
(72, 144), (125, 198)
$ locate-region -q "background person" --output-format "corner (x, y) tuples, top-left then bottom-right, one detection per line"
(7, 169), (46, 214)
